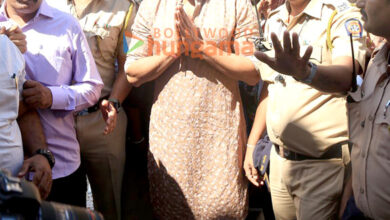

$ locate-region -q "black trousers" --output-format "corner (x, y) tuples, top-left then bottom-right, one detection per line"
(46, 166), (87, 207)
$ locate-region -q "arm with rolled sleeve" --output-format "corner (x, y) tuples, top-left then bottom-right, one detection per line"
(48, 24), (103, 112)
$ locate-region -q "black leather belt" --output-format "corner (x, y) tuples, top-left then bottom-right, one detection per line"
(274, 142), (346, 161)
(76, 96), (108, 116)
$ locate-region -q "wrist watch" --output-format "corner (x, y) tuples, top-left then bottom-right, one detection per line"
(35, 149), (55, 168)
(296, 61), (318, 84)
(108, 98), (121, 113)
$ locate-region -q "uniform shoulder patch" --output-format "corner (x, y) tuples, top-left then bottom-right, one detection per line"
(344, 18), (363, 38)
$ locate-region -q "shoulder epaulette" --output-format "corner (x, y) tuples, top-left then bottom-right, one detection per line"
(323, 0), (353, 13)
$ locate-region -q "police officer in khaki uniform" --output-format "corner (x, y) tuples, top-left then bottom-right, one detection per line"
(244, 0), (368, 219)
(323, 0), (390, 218)
(47, 0), (138, 219)
(348, 0), (390, 218)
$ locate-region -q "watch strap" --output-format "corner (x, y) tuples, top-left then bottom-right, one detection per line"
(301, 62), (318, 84)
(108, 98), (121, 113)
(35, 149), (55, 169)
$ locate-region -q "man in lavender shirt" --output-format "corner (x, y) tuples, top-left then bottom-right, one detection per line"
(0, 0), (103, 207)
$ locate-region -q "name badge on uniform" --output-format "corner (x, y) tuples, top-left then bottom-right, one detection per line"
(344, 18), (363, 38)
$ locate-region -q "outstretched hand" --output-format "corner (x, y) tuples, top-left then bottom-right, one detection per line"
(254, 31), (313, 80)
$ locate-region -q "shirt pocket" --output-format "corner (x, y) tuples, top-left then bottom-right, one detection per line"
(374, 107), (390, 160)
(92, 27), (120, 62)
(0, 76), (19, 120)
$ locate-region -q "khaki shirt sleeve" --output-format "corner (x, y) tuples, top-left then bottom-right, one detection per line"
(331, 8), (368, 71)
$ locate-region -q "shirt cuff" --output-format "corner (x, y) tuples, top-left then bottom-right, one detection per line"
(48, 86), (75, 111)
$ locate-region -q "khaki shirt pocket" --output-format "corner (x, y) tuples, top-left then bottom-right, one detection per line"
(91, 27), (121, 62)
(374, 105), (390, 160)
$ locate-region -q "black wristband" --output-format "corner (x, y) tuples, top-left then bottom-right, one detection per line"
(35, 149), (55, 169)
(108, 98), (121, 113)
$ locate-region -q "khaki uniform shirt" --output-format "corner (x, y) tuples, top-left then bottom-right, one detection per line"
(348, 44), (390, 219)
(260, 0), (367, 157)
(49, 0), (137, 98)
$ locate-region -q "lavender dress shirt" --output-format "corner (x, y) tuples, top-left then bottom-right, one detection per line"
(0, 0), (103, 179)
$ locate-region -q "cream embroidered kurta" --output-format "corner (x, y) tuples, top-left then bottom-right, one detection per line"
(126, 0), (261, 218)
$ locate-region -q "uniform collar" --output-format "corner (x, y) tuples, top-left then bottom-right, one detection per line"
(67, 0), (108, 4)
(274, 0), (323, 25)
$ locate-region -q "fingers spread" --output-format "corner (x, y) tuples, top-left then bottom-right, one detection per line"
(254, 51), (276, 69)
(283, 31), (292, 52)
(302, 45), (313, 63)
(291, 32), (300, 57)
(270, 32), (283, 55)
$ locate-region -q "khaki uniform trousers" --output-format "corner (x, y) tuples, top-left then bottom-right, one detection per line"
(269, 145), (350, 220)
(76, 110), (127, 220)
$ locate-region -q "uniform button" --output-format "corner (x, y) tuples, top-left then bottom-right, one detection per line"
(360, 188), (365, 194)
(379, 82), (385, 88)
(368, 115), (374, 121)
(361, 152), (365, 158)
(360, 120), (365, 128)
(361, 90), (365, 98)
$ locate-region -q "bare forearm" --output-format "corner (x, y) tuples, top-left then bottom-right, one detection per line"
(201, 45), (260, 85)
(310, 65), (352, 93)
(247, 84), (268, 146)
(301, 57), (360, 93)
(17, 105), (47, 156)
(111, 71), (132, 102)
(110, 56), (132, 103)
(126, 55), (178, 87)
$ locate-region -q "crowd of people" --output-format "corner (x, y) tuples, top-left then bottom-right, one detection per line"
(0, 0), (389, 219)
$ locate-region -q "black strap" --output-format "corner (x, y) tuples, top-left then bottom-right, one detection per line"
(274, 143), (344, 161)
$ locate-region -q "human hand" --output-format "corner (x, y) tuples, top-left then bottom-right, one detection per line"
(258, 0), (285, 18)
(175, 5), (203, 55)
(22, 80), (53, 109)
(18, 155), (52, 199)
(254, 31), (313, 80)
(0, 26), (27, 54)
(243, 146), (264, 187)
(100, 99), (117, 135)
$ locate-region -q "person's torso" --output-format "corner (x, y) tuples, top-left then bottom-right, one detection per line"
(0, 2), (84, 178)
(348, 44), (390, 219)
(263, 0), (361, 157)
(0, 35), (25, 153)
(49, 0), (132, 98)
